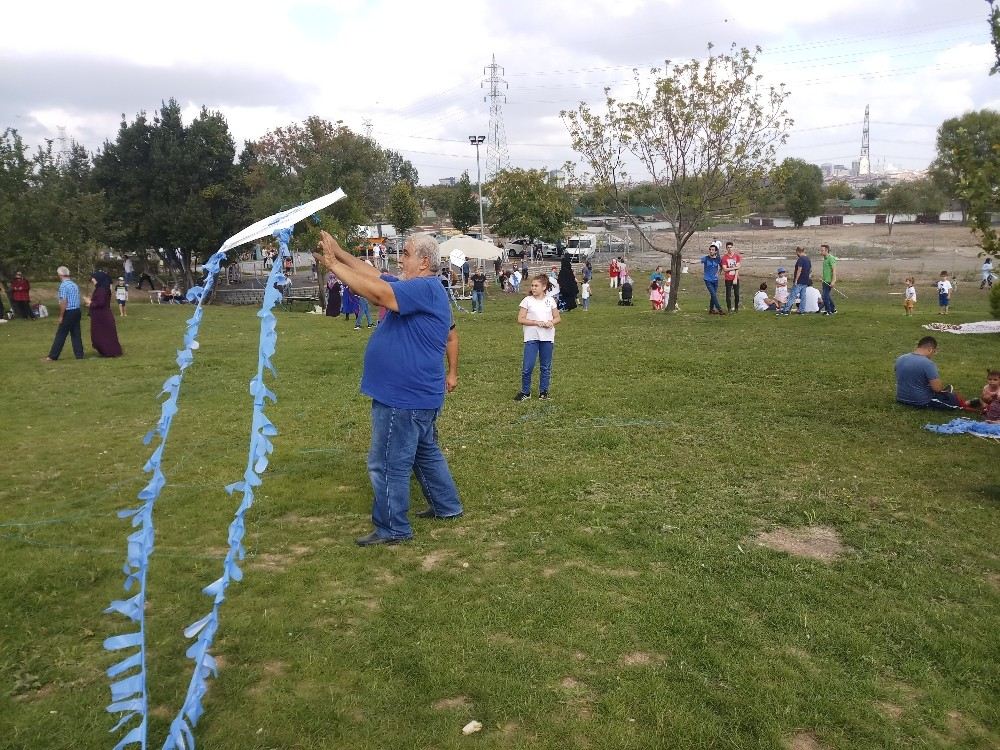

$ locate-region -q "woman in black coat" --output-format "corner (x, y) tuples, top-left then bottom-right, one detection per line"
(557, 255), (579, 311)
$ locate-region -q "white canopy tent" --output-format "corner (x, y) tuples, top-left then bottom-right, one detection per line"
(437, 236), (504, 262)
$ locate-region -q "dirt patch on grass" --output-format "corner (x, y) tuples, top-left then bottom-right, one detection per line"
(875, 702), (904, 719)
(985, 572), (1000, 590)
(785, 732), (828, 750)
(249, 660), (289, 697)
(754, 526), (847, 563)
(557, 676), (594, 720)
(432, 695), (470, 710)
(619, 651), (666, 667)
(421, 550), (454, 571)
(248, 544), (311, 572)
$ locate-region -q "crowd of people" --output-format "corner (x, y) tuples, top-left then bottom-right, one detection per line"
(10, 233), (994, 546)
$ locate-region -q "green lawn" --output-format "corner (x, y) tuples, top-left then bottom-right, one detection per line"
(1, 278), (997, 749)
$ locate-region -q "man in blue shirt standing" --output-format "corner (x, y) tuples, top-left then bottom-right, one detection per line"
(315, 231), (463, 546)
(700, 241), (725, 315)
(43, 266), (84, 361)
(778, 246), (812, 315)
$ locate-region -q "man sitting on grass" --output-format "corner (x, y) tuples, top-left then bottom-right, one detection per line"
(894, 336), (967, 410)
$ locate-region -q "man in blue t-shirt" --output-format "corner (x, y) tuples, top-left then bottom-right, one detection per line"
(315, 231), (463, 546)
(894, 336), (962, 410)
(778, 246), (812, 315)
(699, 241), (725, 315)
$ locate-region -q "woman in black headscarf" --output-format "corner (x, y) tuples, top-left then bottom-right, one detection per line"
(325, 272), (342, 317)
(557, 255), (579, 311)
(87, 270), (123, 357)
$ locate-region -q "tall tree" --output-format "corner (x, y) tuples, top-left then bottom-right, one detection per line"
(416, 184), (457, 219)
(387, 180), (421, 235)
(93, 100), (248, 285)
(777, 158), (824, 227)
(879, 182), (918, 235)
(988, 0), (1000, 75)
(243, 117), (417, 252)
(825, 181), (854, 201)
(563, 44), (792, 311)
(450, 171), (479, 233)
(930, 109), (1000, 258)
(485, 168), (572, 242)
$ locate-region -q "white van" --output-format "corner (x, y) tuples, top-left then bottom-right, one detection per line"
(565, 233), (597, 261)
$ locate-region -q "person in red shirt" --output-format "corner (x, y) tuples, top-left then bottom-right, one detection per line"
(721, 241), (742, 313)
(10, 271), (33, 320)
(608, 257), (620, 288)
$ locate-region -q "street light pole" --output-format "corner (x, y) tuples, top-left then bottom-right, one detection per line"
(469, 135), (486, 236)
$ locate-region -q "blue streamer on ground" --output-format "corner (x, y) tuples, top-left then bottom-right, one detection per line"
(104, 248), (228, 750)
(924, 418), (1000, 439)
(161, 228), (292, 750)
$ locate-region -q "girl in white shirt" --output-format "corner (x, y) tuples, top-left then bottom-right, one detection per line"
(515, 274), (561, 402)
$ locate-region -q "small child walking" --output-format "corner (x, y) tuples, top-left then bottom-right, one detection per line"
(515, 274), (560, 402)
(903, 277), (916, 316)
(937, 271), (953, 315)
(581, 279), (591, 310)
(649, 280), (664, 310)
(114, 276), (129, 317)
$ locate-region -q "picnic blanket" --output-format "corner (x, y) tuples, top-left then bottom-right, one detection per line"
(922, 321), (1000, 335)
(925, 418), (1000, 440)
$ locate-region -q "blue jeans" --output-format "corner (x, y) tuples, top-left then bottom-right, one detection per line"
(582, 297), (589, 310)
(780, 283), (809, 314)
(522, 340), (554, 394)
(355, 297), (373, 326)
(821, 282), (836, 314)
(471, 290), (484, 313)
(367, 400), (463, 540)
(704, 279), (722, 312)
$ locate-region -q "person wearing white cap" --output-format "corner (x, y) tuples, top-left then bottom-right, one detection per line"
(114, 276), (129, 317)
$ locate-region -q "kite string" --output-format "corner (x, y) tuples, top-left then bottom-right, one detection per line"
(103, 248), (228, 750)
(162, 228), (292, 750)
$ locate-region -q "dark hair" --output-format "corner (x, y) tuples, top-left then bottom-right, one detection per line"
(940, 270), (948, 276)
(917, 336), (938, 349)
(759, 282), (768, 291)
(725, 241), (733, 248)
(820, 243), (830, 251)
(988, 368), (1000, 378)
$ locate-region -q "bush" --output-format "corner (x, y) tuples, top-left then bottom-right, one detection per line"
(990, 281), (1000, 319)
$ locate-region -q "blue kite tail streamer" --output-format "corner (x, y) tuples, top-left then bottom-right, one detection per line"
(162, 228), (293, 750)
(104, 248), (228, 750)
(924, 418), (1000, 438)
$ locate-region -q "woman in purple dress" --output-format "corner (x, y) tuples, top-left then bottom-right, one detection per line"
(325, 272), (342, 317)
(87, 271), (123, 357)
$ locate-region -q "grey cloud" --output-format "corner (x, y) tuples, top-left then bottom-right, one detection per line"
(1, 52), (313, 151)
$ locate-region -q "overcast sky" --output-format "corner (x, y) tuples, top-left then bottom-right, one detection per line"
(3, 0), (996, 186)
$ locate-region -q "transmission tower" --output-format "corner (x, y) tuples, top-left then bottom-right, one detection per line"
(482, 55), (509, 180)
(858, 105), (871, 176)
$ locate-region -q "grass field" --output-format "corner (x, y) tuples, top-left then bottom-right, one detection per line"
(1, 276), (997, 750)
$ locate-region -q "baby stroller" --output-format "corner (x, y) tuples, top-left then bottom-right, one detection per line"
(618, 281), (633, 306)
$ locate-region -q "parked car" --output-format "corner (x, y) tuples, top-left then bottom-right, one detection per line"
(506, 238), (532, 258)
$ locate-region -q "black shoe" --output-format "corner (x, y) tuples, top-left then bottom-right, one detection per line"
(538, 392), (549, 400)
(416, 508), (464, 520)
(355, 531), (407, 547)
(514, 392), (530, 402)
(968, 398), (982, 409)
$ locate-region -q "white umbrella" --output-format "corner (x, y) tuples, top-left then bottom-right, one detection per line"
(438, 235), (504, 261)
